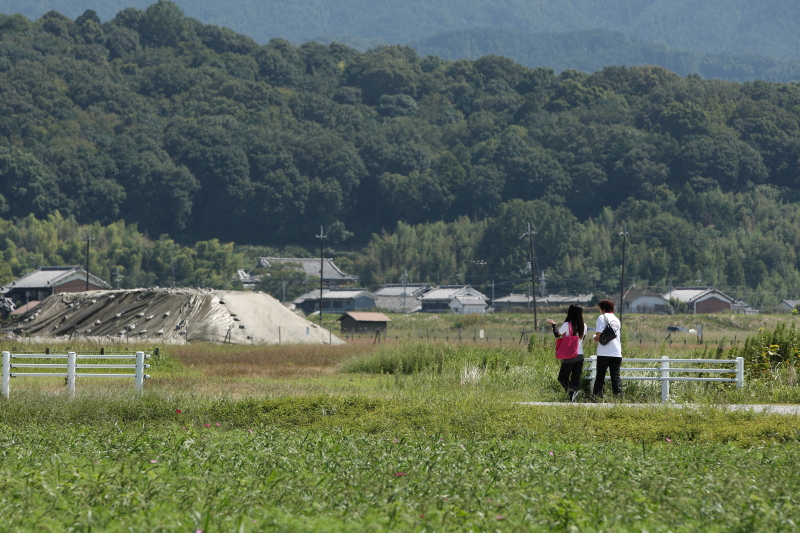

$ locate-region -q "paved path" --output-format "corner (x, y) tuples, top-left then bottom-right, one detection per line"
(518, 402), (800, 415)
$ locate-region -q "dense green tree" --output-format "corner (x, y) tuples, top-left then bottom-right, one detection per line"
(138, 1), (189, 48)
(3, 10), (800, 305)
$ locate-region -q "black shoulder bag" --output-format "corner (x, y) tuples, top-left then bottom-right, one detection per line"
(598, 314), (617, 346)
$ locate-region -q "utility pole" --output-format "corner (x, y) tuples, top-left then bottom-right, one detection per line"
(521, 223), (538, 330)
(619, 224), (629, 326)
(114, 267), (124, 290)
(316, 226), (327, 328)
(668, 278), (673, 312)
(83, 234), (95, 291)
(281, 281), (287, 303)
(402, 269), (408, 312)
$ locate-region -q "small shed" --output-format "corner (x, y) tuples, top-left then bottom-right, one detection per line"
(338, 311), (391, 334)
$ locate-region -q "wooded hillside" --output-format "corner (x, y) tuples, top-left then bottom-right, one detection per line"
(2, 3), (800, 306)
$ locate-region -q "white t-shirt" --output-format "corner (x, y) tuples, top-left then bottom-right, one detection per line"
(558, 322), (587, 355)
(595, 313), (622, 357)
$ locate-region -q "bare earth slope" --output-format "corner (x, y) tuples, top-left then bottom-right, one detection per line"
(2, 288), (342, 345)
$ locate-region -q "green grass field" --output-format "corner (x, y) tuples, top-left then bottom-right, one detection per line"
(1, 328), (800, 531)
(335, 311), (798, 348)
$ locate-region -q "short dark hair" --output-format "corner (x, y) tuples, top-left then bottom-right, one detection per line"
(598, 299), (615, 312)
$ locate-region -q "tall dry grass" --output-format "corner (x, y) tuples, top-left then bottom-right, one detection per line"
(168, 343), (375, 378)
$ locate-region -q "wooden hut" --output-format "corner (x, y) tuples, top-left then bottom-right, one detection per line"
(337, 311), (391, 334)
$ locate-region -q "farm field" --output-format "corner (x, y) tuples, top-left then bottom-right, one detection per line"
(334, 311), (799, 348)
(1, 333), (799, 531)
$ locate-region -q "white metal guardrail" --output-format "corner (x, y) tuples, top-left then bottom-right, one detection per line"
(1, 351), (151, 398)
(588, 355), (744, 403)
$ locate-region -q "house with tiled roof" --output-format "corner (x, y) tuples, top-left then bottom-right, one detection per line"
(616, 289), (672, 314)
(0, 267), (110, 305)
(420, 286), (487, 314)
(661, 287), (736, 314)
(256, 257), (358, 285)
(293, 287), (375, 315)
(449, 294), (487, 315)
(373, 284), (431, 313)
(492, 293), (593, 312)
(775, 300), (800, 313)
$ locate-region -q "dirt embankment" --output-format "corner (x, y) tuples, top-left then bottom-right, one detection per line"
(2, 288), (342, 345)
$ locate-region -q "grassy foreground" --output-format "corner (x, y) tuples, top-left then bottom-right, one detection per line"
(0, 339), (799, 531)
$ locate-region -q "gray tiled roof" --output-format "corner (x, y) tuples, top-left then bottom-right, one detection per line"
(421, 286), (487, 301)
(374, 295), (421, 312)
(452, 296), (486, 306)
(1, 266), (110, 293)
(493, 294), (533, 304)
(294, 288), (373, 304)
(257, 258), (358, 282)
(661, 287), (734, 304)
(373, 284), (430, 297)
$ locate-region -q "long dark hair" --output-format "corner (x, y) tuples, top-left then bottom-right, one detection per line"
(564, 305), (585, 337)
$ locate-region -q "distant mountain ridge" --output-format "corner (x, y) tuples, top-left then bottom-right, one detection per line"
(410, 28), (800, 83)
(4, 0), (800, 61)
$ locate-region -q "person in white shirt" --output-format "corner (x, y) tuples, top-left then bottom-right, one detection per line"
(591, 298), (622, 399)
(545, 305), (587, 402)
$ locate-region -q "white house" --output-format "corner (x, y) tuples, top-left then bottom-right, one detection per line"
(661, 287), (736, 314)
(619, 289), (672, 314)
(421, 286), (488, 313)
(449, 295), (487, 315)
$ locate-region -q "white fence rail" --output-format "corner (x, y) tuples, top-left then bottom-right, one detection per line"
(588, 355), (744, 403)
(1, 351), (151, 398)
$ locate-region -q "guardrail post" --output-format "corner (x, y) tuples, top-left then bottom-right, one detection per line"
(660, 355), (670, 403)
(588, 356), (597, 393)
(135, 351), (145, 394)
(2, 351), (10, 398)
(67, 352), (76, 395)
(735, 356), (744, 389)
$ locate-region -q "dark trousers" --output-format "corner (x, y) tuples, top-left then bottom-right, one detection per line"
(558, 358), (584, 396)
(593, 356), (622, 397)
